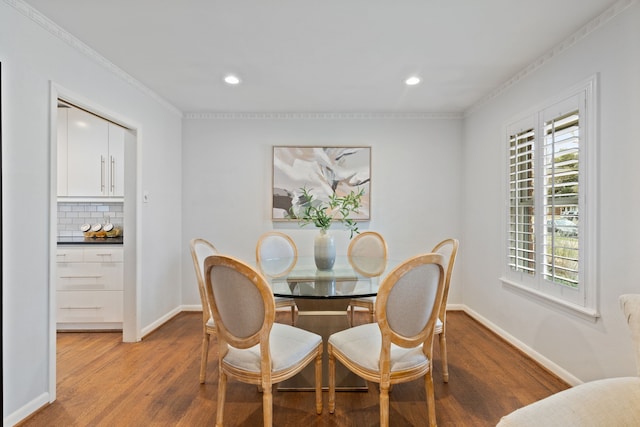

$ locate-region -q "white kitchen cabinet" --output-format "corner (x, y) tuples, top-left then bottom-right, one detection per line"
(58, 104), (124, 198)
(107, 121), (125, 197)
(57, 106), (68, 196)
(57, 291), (124, 325)
(56, 245), (123, 330)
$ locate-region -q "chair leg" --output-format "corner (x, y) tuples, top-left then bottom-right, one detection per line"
(315, 347), (323, 414)
(291, 305), (296, 325)
(199, 332), (210, 384)
(380, 383), (390, 427)
(439, 332), (449, 382)
(349, 305), (355, 327)
(216, 370), (227, 427)
(424, 371), (437, 427)
(328, 346), (336, 414)
(262, 383), (273, 427)
(368, 305), (375, 323)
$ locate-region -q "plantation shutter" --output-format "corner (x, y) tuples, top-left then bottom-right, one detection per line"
(508, 126), (536, 275)
(542, 97), (581, 287)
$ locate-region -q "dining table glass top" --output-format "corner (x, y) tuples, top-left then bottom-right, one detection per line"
(258, 255), (400, 299)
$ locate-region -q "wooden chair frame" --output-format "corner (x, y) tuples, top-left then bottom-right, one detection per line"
(204, 254), (323, 427)
(189, 237), (218, 384)
(347, 231), (388, 326)
(432, 238), (459, 382)
(328, 253), (446, 427)
(256, 231), (298, 324)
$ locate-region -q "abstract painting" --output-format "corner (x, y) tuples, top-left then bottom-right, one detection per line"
(272, 146), (371, 220)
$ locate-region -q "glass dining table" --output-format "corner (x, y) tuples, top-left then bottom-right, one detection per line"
(258, 255), (401, 391)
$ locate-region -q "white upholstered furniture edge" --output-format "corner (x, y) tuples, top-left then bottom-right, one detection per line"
(496, 294), (640, 427)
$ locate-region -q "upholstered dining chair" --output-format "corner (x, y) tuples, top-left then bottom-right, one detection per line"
(346, 231), (388, 326)
(256, 231), (298, 325)
(328, 253), (446, 427)
(189, 238), (218, 384)
(432, 238), (459, 383)
(204, 254), (323, 427)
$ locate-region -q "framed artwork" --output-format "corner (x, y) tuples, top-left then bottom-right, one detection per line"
(272, 146), (371, 221)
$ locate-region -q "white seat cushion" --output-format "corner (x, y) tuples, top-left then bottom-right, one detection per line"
(223, 323), (321, 373)
(329, 323), (428, 372)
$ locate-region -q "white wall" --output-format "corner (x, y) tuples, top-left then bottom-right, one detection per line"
(181, 115), (463, 306)
(461, 2), (640, 382)
(1, 1), (183, 424)
(4, 0), (638, 424)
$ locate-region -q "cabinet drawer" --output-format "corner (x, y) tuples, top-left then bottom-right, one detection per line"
(57, 290), (123, 323)
(56, 248), (84, 263)
(83, 247), (123, 262)
(57, 262), (123, 290)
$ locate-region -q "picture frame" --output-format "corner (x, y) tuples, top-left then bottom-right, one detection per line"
(272, 146), (371, 221)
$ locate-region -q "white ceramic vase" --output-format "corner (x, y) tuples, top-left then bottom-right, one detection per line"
(314, 229), (336, 270)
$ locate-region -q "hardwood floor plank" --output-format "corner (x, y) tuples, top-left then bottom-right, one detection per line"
(17, 311), (568, 426)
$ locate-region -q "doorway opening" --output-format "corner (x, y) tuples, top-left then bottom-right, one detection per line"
(49, 84), (140, 400)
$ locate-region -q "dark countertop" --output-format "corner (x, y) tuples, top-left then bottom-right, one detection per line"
(57, 236), (124, 245)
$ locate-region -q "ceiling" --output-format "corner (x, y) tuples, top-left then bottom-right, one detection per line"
(24, 0), (619, 114)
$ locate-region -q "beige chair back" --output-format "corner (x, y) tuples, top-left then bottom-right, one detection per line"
(348, 231), (388, 258)
(348, 231), (388, 277)
(204, 254), (275, 349)
(431, 238), (459, 320)
(256, 231), (298, 277)
(375, 253), (445, 348)
(190, 238), (218, 326)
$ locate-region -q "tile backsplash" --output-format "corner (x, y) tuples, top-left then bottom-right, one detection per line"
(57, 202), (124, 237)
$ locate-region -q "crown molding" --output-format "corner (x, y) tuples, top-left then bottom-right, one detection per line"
(465, 0), (638, 116)
(184, 111), (463, 120)
(5, 0), (182, 117)
(9, 0), (633, 119)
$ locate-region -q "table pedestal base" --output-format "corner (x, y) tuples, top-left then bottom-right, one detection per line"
(278, 298), (367, 391)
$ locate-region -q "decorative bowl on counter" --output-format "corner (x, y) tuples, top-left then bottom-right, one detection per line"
(81, 223), (122, 238)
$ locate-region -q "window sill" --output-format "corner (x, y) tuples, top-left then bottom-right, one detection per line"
(500, 277), (600, 322)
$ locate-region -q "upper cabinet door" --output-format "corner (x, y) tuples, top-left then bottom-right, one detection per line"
(108, 123), (124, 197)
(66, 106), (109, 197)
(57, 107), (69, 196)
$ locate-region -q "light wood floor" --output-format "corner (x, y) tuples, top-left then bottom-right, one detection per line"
(18, 311), (568, 426)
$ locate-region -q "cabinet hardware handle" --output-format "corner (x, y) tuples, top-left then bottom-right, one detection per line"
(56, 254), (66, 257)
(110, 156), (115, 193)
(61, 306), (103, 310)
(96, 253), (112, 257)
(101, 155), (106, 193)
(60, 275), (102, 279)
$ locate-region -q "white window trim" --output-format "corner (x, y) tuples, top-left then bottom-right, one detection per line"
(500, 74), (600, 321)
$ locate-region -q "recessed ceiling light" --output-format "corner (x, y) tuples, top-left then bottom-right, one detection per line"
(405, 76), (421, 86)
(224, 74), (241, 85)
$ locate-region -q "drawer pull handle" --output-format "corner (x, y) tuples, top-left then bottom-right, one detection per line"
(60, 275), (102, 279)
(61, 306), (103, 310)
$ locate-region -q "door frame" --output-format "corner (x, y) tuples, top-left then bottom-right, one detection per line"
(48, 82), (141, 401)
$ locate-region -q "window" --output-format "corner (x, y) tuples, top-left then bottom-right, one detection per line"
(502, 76), (598, 318)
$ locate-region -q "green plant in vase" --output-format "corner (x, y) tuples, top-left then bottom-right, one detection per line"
(289, 186), (364, 270)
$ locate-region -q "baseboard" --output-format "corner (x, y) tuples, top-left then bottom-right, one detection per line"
(3, 392), (50, 427)
(460, 304), (583, 386)
(141, 306), (183, 338)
